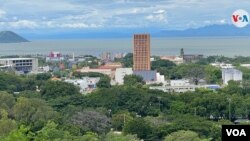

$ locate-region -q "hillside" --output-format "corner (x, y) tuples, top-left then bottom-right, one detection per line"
(0, 31), (29, 43)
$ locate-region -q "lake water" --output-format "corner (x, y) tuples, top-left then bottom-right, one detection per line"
(0, 37), (249, 57)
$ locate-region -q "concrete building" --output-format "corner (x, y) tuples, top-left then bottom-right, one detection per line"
(150, 79), (203, 93)
(160, 56), (184, 64)
(222, 68), (242, 85)
(99, 62), (122, 71)
(156, 72), (165, 84)
(133, 34), (151, 71)
(114, 52), (126, 59)
(64, 77), (100, 94)
(183, 54), (203, 63)
(169, 79), (190, 86)
(46, 51), (64, 62)
(211, 63), (234, 69)
(115, 68), (133, 85)
(77, 67), (113, 77)
(100, 52), (113, 62)
(134, 70), (157, 82)
(150, 85), (204, 93)
(0, 58), (38, 73)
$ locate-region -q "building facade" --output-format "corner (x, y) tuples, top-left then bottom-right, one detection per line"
(222, 68), (242, 85)
(133, 34), (151, 71)
(115, 68), (133, 85)
(64, 77), (100, 94)
(0, 58), (38, 73)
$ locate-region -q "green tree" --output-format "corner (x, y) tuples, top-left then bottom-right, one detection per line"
(164, 130), (210, 141)
(186, 65), (205, 85)
(0, 109), (17, 136)
(36, 73), (52, 81)
(204, 65), (221, 84)
(121, 53), (133, 67)
(71, 110), (111, 134)
(41, 81), (80, 100)
(0, 125), (32, 141)
(104, 132), (139, 141)
(13, 97), (57, 130)
(34, 121), (74, 141)
(96, 76), (111, 88)
(78, 132), (99, 141)
(0, 92), (15, 114)
(123, 118), (152, 139)
(111, 111), (133, 131)
(151, 59), (176, 70)
(124, 75), (144, 87)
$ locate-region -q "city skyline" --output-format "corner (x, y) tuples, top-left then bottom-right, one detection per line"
(0, 0), (250, 39)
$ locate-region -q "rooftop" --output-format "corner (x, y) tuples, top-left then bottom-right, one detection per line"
(0, 58), (36, 61)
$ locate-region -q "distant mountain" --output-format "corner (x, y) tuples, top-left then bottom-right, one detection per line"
(158, 25), (250, 37)
(19, 24), (250, 40)
(0, 31), (29, 43)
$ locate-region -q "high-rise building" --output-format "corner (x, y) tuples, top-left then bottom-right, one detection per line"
(133, 34), (151, 70)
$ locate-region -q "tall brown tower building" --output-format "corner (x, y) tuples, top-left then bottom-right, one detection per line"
(133, 34), (151, 71)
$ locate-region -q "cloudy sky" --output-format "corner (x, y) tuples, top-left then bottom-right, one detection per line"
(0, 0), (249, 38)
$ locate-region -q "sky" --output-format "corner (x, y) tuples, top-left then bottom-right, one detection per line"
(0, 0), (250, 38)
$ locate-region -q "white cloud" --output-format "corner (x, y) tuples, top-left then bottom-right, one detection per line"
(0, 0), (250, 30)
(146, 13), (167, 23)
(153, 9), (165, 14)
(8, 20), (38, 29)
(58, 23), (101, 28)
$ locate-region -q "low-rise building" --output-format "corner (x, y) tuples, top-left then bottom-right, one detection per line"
(64, 77), (100, 94)
(183, 54), (203, 63)
(99, 62), (122, 71)
(133, 70), (157, 83)
(150, 85), (205, 93)
(169, 79), (190, 86)
(0, 58), (38, 73)
(133, 70), (165, 84)
(150, 79), (220, 93)
(77, 67), (113, 77)
(115, 68), (133, 85)
(160, 56), (184, 64)
(211, 63), (234, 69)
(222, 68), (242, 85)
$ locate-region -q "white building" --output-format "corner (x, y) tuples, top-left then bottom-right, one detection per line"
(156, 72), (165, 84)
(64, 77), (100, 94)
(38, 66), (50, 72)
(115, 68), (133, 85)
(150, 79), (205, 93)
(150, 85), (205, 93)
(78, 67), (112, 77)
(211, 63), (234, 69)
(169, 79), (190, 86)
(222, 69), (242, 85)
(0, 58), (38, 73)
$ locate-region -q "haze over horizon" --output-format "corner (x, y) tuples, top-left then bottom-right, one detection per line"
(0, 0), (250, 39)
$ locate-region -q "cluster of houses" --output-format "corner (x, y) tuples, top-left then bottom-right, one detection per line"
(0, 50), (245, 94)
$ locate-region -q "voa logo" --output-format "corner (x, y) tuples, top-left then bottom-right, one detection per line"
(226, 129), (246, 137)
(232, 9), (249, 28)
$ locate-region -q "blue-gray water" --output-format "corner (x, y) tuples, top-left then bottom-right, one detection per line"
(0, 37), (249, 57)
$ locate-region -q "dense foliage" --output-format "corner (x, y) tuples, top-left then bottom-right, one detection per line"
(0, 55), (250, 141)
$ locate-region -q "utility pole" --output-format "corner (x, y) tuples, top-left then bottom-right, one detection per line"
(228, 98), (232, 121)
(157, 96), (161, 112)
(123, 113), (126, 126)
